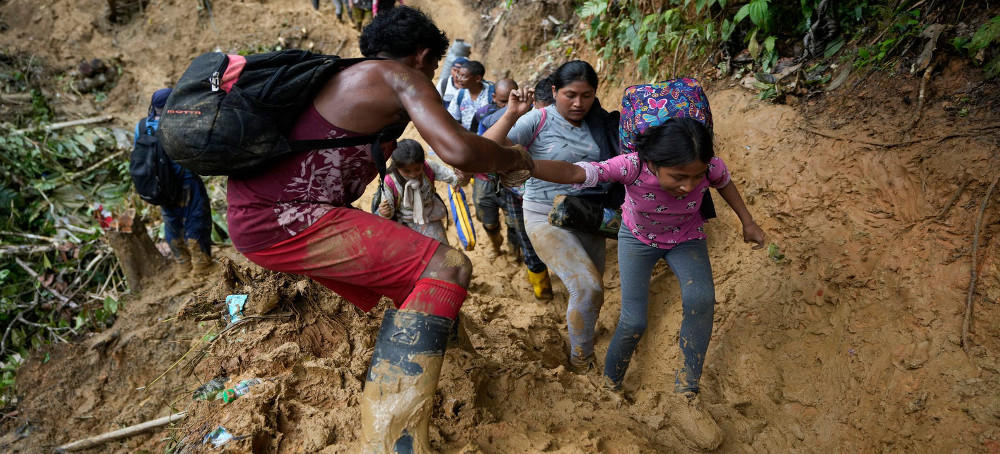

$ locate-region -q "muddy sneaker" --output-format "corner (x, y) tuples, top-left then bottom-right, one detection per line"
(667, 391), (723, 451)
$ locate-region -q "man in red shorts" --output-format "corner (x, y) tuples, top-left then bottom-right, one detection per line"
(225, 6), (533, 453)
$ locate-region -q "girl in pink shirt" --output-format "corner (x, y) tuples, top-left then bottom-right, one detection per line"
(531, 117), (765, 449)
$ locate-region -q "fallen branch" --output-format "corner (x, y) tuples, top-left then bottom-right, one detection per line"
(53, 412), (188, 453)
(14, 257), (70, 304)
(13, 115), (114, 135)
(0, 243), (64, 257)
(962, 174), (1000, 353)
(908, 58), (935, 131)
(0, 231), (63, 244)
(61, 150), (124, 183)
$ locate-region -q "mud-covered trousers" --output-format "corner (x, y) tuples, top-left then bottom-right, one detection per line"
(523, 201), (605, 363)
(604, 229), (715, 393)
(163, 168), (212, 257)
(475, 178), (547, 273)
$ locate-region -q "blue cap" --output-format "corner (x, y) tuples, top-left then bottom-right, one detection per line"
(452, 57), (469, 67)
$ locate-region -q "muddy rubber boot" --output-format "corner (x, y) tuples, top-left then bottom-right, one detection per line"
(168, 240), (192, 280)
(526, 269), (553, 300)
(480, 229), (501, 258)
(360, 309), (451, 454)
(668, 391), (723, 451)
(188, 238), (215, 275)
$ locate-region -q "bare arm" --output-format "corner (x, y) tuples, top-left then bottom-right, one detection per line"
(531, 160), (586, 185)
(393, 69), (531, 173)
(716, 181), (766, 248)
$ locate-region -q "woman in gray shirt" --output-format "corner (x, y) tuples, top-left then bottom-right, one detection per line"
(484, 61), (614, 372)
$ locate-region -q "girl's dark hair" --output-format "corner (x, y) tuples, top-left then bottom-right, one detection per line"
(533, 76), (555, 105)
(389, 139), (425, 171)
(550, 60), (598, 91)
(636, 118), (714, 168)
(359, 6), (449, 61)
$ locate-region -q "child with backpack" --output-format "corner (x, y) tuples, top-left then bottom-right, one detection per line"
(131, 88), (214, 280)
(528, 79), (766, 450)
(376, 139), (460, 243)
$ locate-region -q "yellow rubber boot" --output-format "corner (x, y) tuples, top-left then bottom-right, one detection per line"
(527, 269), (553, 300)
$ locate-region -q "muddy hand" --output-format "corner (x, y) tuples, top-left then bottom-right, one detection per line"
(453, 169), (472, 187)
(743, 221), (766, 249)
(498, 169), (531, 189)
(507, 144), (534, 172)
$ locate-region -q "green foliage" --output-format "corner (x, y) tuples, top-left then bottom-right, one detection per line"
(767, 243), (786, 263)
(0, 117), (133, 407)
(952, 16), (1000, 78)
(854, 9), (922, 68)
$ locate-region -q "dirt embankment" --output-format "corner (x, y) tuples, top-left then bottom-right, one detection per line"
(1, 0), (999, 452)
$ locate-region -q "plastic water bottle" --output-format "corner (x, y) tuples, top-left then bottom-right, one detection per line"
(439, 39), (472, 85)
(221, 378), (261, 403)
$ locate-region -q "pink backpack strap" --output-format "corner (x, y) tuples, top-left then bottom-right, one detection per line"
(527, 107), (547, 148)
(384, 173), (400, 198)
(423, 162), (435, 182)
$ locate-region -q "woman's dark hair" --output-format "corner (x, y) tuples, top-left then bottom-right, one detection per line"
(550, 60), (598, 91)
(359, 6), (449, 61)
(636, 118), (714, 168)
(390, 139), (426, 171)
(533, 76), (554, 105)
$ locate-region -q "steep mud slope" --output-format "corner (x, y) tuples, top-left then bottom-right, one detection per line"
(2, 0), (999, 452)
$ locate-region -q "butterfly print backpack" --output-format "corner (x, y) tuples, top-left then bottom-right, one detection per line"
(619, 78), (717, 219)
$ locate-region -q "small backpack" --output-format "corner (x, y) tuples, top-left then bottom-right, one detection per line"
(130, 118), (183, 206)
(159, 50), (404, 180)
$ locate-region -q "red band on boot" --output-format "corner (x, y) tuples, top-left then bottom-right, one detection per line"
(399, 278), (467, 320)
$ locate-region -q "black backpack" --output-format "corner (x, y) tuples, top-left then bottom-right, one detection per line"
(159, 50), (404, 180)
(130, 118), (183, 206)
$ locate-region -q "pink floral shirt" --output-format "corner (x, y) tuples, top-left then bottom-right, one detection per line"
(227, 106), (393, 252)
(575, 153), (730, 249)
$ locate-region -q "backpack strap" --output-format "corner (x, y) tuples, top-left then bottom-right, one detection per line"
(423, 162), (435, 182)
(527, 108), (547, 149)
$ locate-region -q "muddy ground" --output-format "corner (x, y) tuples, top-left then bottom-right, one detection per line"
(1, 0), (999, 452)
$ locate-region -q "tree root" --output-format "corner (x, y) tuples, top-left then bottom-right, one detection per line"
(963, 174), (1000, 353)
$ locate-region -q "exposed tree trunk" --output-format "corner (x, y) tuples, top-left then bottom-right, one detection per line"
(105, 215), (165, 293)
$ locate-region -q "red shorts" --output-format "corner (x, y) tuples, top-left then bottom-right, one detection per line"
(242, 207), (440, 312)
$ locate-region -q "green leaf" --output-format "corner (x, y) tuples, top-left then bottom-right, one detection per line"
(764, 35), (776, 54)
(748, 0), (770, 27)
(104, 296), (119, 314)
(748, 29), (760, 59)
(969, 16), (1000, 52)
(721, 18), (735, 41)
(734, 4), (751, 23)
(578, 0), (609, 18)
(638, 55), (651, 78)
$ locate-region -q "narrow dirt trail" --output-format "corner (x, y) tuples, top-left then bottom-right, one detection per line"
(1, 0), (998, 452)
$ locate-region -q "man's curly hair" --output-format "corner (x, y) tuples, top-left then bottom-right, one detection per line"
(359, 6), (449, 61)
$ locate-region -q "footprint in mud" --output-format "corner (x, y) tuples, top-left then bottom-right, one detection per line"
(892, 339), (931, 370)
